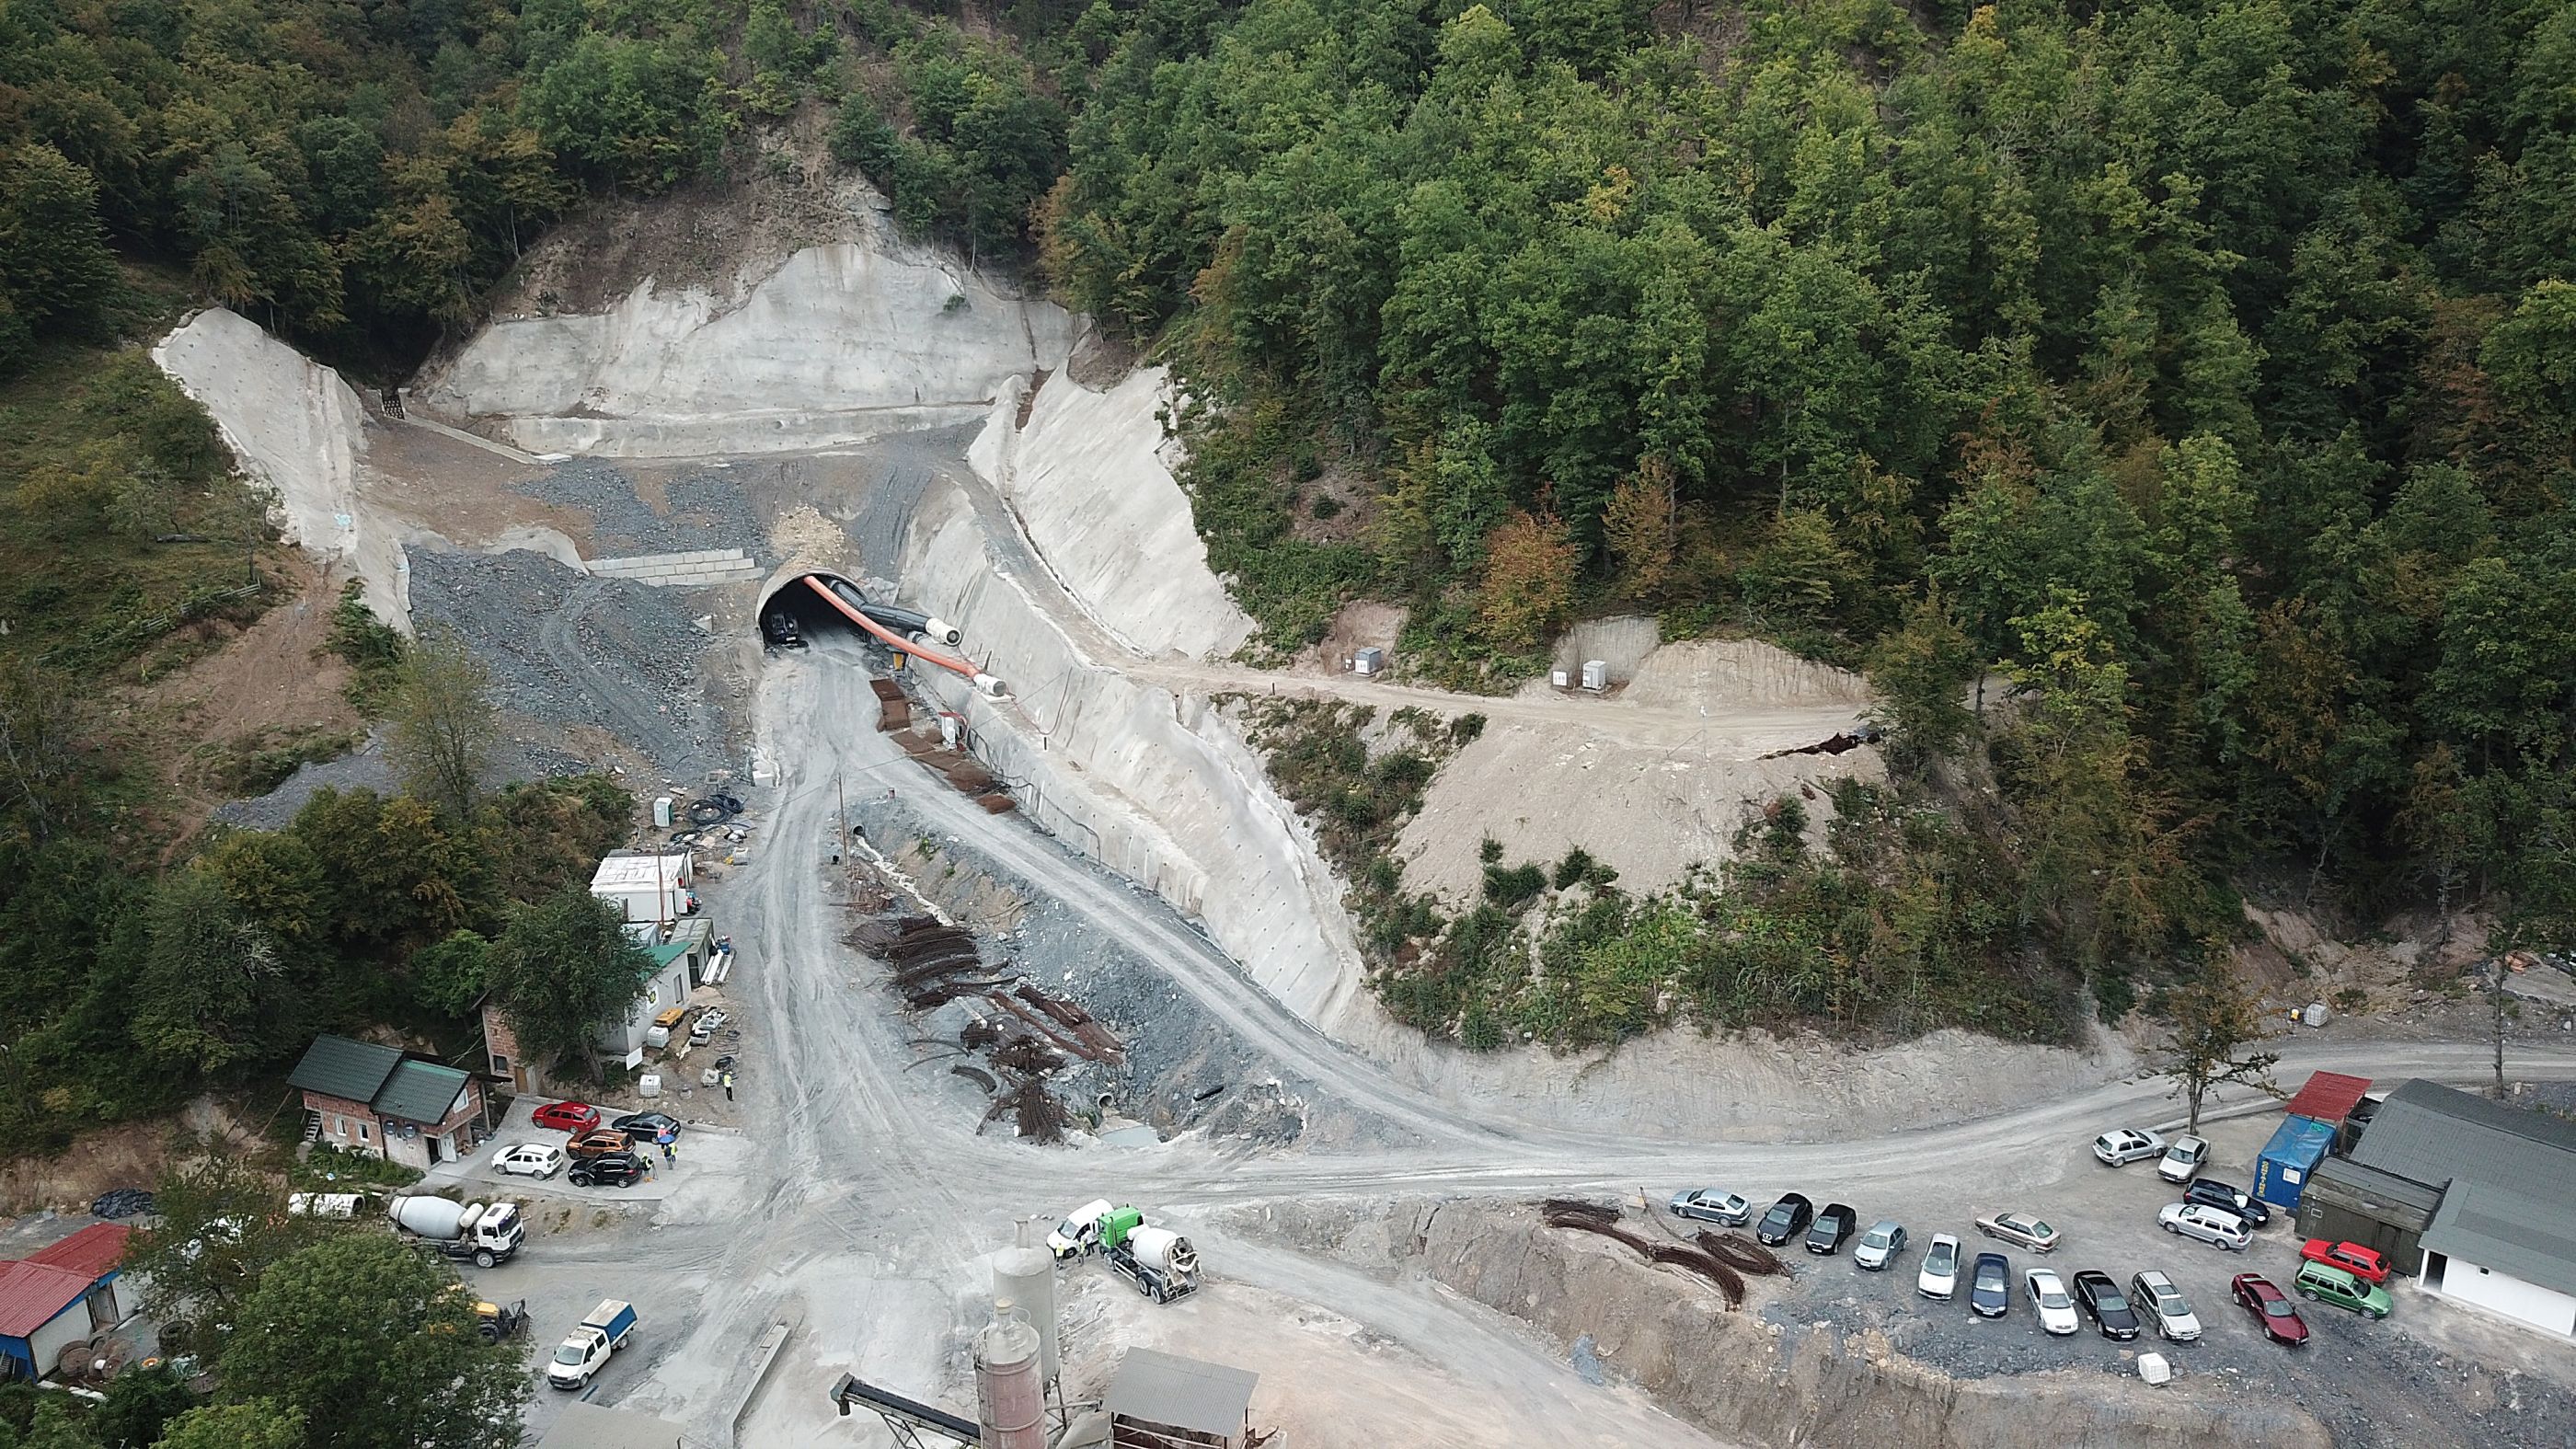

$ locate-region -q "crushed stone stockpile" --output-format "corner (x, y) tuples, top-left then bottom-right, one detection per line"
(407, 548), (728, 776)
(969, 368), (1253, 661)
(416, 239), (1077, 457)
(517, 458), (775, 562)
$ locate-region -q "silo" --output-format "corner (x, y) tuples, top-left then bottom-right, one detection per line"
(974, 1299), (1046, 1449)
(993, 1230), (1061, 1385)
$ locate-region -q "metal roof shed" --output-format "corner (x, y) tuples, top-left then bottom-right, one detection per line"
(24, 1225), (130, 1282)
(2348, 1079), (2576, 1202)
(2422, 1179), (2576, 1300)
(2283, 1071), (2373, 1124)
(1107, 1347), (1259, 1449)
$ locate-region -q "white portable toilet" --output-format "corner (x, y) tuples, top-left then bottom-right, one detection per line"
(652, 796), (674, 828)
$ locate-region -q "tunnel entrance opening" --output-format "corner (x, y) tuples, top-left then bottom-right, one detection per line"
(758, 571), (1006, 696)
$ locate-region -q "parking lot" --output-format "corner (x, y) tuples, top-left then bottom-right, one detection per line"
(1708, 1109), (2570, 1446)
(421, 1096), (750, 1208)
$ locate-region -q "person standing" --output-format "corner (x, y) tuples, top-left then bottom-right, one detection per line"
(722, 1070), (735, 1102)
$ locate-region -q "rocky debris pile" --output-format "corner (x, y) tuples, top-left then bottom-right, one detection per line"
(408, 548), (726, 775)
(518, 459), (773, 562)
(847, 909), (1128, 1144)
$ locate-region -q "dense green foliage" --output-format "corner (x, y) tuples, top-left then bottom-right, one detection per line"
(0, 0), (1078, 373)
(0, 775), (627, 1156)
(1046, 0), (2576, 1005)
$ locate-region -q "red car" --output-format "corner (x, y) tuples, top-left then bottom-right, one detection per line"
(531, 1101), (601, 1133)
(2299, 1238), (2391, 1284)
(2231, 1273), (2310, 1346)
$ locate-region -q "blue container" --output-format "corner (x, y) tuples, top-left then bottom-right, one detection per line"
(2252, 1115), (2336, 1208)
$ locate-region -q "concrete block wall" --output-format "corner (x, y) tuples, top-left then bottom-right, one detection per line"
(587, 549), (765, 586)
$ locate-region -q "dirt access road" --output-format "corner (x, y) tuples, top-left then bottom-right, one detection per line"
(550, 627), (2576, 1447)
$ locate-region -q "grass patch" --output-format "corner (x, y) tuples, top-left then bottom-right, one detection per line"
(188, 724), (366, 798)
(0, 274), (284, 681)
(327, 580), (407, 713)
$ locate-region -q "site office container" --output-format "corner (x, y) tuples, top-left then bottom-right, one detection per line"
(2254, 1115), (2338, 1209)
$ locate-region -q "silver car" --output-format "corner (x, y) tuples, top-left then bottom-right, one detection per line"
(1853, 1220), (1908, 1271)
(1668, 1189), (1751, 1225)
(2130, 1270), (2202, 1341)
(2158, 1202), (2250, 1251)
(1916, 1232), (1961, 1299)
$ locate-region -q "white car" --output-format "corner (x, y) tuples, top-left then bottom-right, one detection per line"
(2093, 1128), (2168, 1167)
(1668, 1189), (1752, 1225)
(1916, 1232), (1961, 1300)
(493, 1143), (566, 1179)
(1853, 1220), (1907, 1271)
(2130, 1270), (2202, 1341)
(2025, 1269), (2080, 1335)
(2156, 1134), (2209, 1183)
(2158, 1202), (2250, 1251)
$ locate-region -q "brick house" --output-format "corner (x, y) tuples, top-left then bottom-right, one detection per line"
(287, 1036), (489, 1172)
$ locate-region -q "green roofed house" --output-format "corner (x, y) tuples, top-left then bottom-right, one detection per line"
(288, 1034), (490, 1172)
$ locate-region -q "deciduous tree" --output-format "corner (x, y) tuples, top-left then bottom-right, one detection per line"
(2155, 969), (2281, 1133)
(217, 1235), (524, 1449)
(494, 887), (654, 1079)
(385, 628), (495, 829)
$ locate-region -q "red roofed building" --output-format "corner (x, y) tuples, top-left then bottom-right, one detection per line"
(0, 1223), (141, 1382)
(2284, 1071), (2375, 1126)
(25, 1224), (130, 1282)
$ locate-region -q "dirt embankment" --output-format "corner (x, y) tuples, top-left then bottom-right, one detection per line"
(1237, 1199), (2330, 1449)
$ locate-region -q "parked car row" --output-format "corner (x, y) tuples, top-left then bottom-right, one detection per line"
(485, 1102), (688, 1192)
(1676, 1179), (2390, 1350)
(2092, 1126), (2213, 1184)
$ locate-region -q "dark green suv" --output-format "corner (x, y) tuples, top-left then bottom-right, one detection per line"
(2294, 1261), (2392, 1319)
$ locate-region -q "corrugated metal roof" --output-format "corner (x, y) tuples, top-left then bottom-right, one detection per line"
(24, 1225), (128, 1282)
(2283, 1071), (2373, 1124)
(1107, 1347), (1258, 1436)
(646, 942), (692, 966)
(2307, 1156), (2446, 1218)
(2348, 1079), (2576, 1202)
(372, 1060), (469, 1123)
(2423, 1179), (2576, 1299)
(0, 1261), (92, 1338)
(287, 1035), (402, 1104)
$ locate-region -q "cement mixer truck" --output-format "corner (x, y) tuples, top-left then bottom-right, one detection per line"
(386, 1195), (524, 1268)
(1098, 1207), (1200, 1304)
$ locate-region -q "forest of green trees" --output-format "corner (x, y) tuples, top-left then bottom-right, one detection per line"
(4, 0), (2572, 1054)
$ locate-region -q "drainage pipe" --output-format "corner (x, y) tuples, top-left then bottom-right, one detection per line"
(802, 574), (1008, 697)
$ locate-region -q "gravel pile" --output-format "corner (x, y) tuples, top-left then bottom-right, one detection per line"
(519, 458), (773, 561)
(408, 547), (729, 776)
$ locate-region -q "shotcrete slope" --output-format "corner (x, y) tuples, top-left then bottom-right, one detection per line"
(154, 308), (408, 628)
(968, 369), (1254, 660)
(418, 240), (1076, 457)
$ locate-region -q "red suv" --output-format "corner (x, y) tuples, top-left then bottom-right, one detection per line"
(532, 1100), (602, 1133)
(2231, 1273), (2310, 1346)
(2298, 1238), (2391, 1284)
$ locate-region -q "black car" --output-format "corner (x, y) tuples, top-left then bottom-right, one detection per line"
(1805, 1202), (1857, 1256)
(612, 1111), (682, 1141)
(2070, 1270), (2141, 1340)
(569, 1151), (649, 1188)
(1754, 1193), (1815, 1248)
(2182, 1179), (2271, 1228)
(1969, 1251), (2012, 1318)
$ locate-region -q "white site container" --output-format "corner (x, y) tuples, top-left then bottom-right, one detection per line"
(1352, 647), (1385, 675)
(1581, 660), (1609, 692)
(652, 796), (674, 828)
(637, 1073), (663, 1098)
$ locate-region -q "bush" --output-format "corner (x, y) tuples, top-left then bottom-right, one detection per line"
(1483, 861), (1545, 908)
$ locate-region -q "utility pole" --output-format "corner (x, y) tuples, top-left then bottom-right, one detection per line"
(835, 770), (848, 868)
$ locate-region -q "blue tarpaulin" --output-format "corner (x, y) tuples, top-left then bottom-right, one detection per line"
(2253, 1115), (2337, 1208)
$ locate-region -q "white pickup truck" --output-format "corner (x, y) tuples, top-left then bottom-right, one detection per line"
(546, 1299), (638, 1390)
